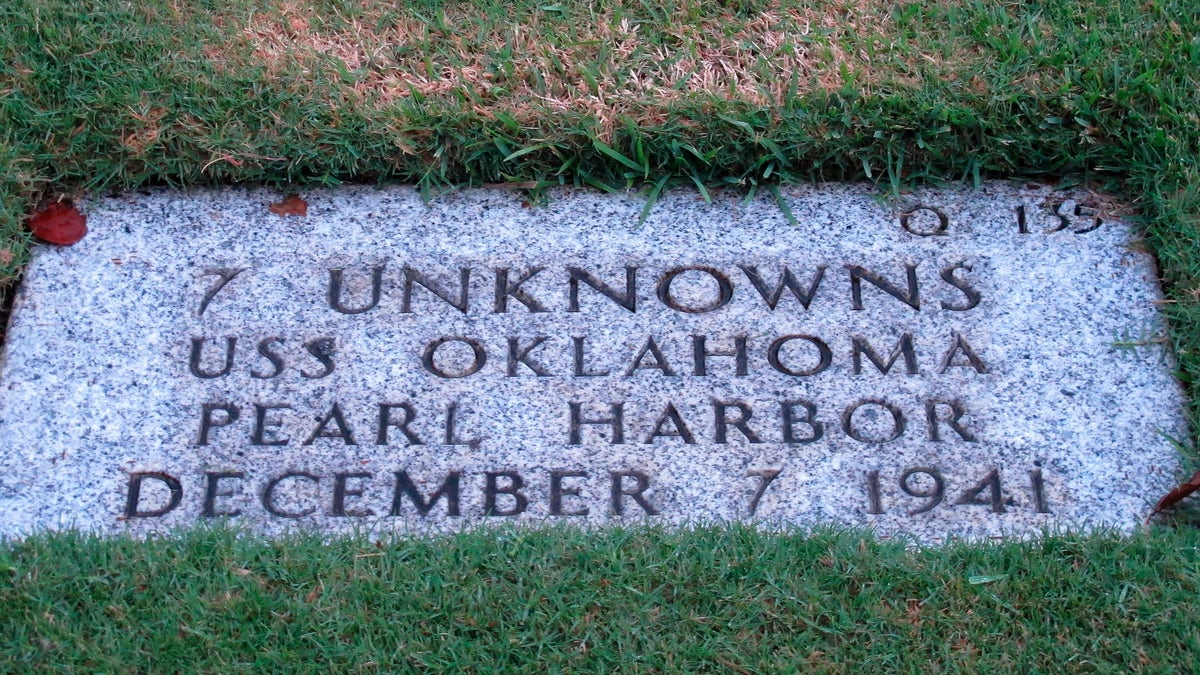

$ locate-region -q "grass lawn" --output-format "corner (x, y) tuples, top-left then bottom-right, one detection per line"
(4, 526), (1200, 671)
(2, 0), (1200, 669)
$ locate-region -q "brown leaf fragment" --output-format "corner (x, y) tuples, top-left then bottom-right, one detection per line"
(28, 201), (87, 245)
(268, 193), (308, 217)
(1150, 469), (1200, 517)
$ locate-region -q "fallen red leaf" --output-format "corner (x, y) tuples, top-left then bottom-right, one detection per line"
(28, 201), (87, 245)
(268, 194), (307, 217)
(1150, 469), (1200, 518)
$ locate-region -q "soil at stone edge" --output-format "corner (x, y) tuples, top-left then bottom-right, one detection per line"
(0, 276), (20, 348)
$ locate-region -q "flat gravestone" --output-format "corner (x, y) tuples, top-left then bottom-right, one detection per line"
(0, 184), (1186, 541)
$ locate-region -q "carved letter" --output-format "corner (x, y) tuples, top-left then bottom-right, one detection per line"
(656, 266), (733, 313)
(124, 472), (182, 518)
(484, 472), (528, 516)
(740, 265), (825, 310)
(693, 335), (748, 376)
(781, 400), (823, 444)
(252, 404), (291, 446)
(402, 267), (470, 314)
(328, 266), (383, 314)
(644, 403), (696, 444)
(422, 337), (487, 378)
(301, 338), (336, 379)
(251, 338), (285, 379)
(851, 334), (918, 375)
(569, 402), (624, 444)
(261, 472), (319, 518)
(846, 264), (920, 311)
(713, 400), (762, 443)
(937, 333), (988, 373)
(494, 267), (547, 313)
(550, 470), (589, 516)
(189, 337), (236, 378)
(572, 336), (611, 377)
(303, 403), (356, 445)
(332, 472), (373, 517)
(610, 471), (659, 515)
(197, 403), (239, 446)
(391, 472), (461, 516)
(568, 267), (637, 312)
(841, 399), (906, 443)
(626, 336), (675, 376)
(377, 403), (422, 445)
(507, 337), (551, 376)
(443, 402), (480, 448)
(925, 400), (977, 442)
(202, 471), (244, 517)
(767, 335), (831, 377)
(939, 262), (981, 311)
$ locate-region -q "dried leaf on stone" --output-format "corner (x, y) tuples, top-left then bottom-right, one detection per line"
(268, 194), (308, 217)
(1150, 469), (1200, 517)
(28, 201), (87, 245)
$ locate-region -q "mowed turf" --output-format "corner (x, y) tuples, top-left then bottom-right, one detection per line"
(3, 525), (1200, 671)
(2, 0), (1199, 669)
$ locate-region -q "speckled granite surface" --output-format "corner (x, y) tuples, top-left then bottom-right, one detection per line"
(0, 183), (1186, 540)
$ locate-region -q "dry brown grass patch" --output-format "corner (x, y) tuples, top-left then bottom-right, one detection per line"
(120, 107), (168, 156)
(230, 0), (952, 137)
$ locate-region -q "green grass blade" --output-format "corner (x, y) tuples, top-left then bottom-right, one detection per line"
(592, 138), (644, 174)
(689, 173), (712, 203)
(770, 185), (798, 226)
(637, 175), (670, 228)
(503, 144), (555, 162)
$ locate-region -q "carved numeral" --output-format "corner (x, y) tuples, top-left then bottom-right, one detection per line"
(746, 469), (782, 516)
(1016, 204), (1102, 235)
(866, 470), (883, 514)
(867, 467), (1049, 515)
(198, 268), (245, 315)
(900, 467), (944, 515)
(1029, 467), (1051, 513)
(952, 468), (1009, 513)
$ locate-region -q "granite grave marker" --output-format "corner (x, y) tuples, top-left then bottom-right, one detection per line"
(0, 183), (1186, 540)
